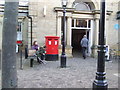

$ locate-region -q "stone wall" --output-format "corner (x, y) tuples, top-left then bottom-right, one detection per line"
(29, 0), (61, 46)
(106, 1), (119, 49)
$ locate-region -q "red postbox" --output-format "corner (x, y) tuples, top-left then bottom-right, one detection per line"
(16, 40), (22, 45)
(45, 36), (59, 61)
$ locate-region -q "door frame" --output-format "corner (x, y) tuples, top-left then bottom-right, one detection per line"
(71, 18), (94, 56)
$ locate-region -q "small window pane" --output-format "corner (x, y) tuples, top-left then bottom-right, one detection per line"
(72, 19), (74, 27)
(76, 20), (87, 27)
(88, 20), (91, 28)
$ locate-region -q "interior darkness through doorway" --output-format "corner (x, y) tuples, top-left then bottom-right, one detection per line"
(72, 29), (88, 56)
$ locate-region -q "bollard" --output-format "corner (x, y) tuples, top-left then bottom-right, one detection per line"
(30, 59), (34, 67)
(20, 47), (23, 70)
(25, 45), (28, 59)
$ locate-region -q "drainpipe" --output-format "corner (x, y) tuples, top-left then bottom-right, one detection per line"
(27, 15), (33, 47)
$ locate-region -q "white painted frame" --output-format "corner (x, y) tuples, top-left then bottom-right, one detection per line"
(71, 18), (94, 56)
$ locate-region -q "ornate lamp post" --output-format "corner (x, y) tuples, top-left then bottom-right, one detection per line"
(93, 0), (108, 90)
(60, 0), (68, 68)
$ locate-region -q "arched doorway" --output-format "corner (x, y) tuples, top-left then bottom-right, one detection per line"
(71, 1), (95, 57)
(54, 0), (98, 57)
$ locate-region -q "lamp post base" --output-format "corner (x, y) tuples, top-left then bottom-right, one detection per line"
(60, 54), (66, 68)
(93, 72), (108, 90)
(93, 81), (108, 90)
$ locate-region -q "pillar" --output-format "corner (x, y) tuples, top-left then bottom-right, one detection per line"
(57, 16), (62, 45)
(92, 18), (99, 58)
(88, 19), (94, 56)
(66, 16), (73, 57)
(67, 16), (72, 46)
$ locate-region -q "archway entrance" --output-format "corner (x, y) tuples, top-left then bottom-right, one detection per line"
(70, 0), (95, 57)
(72, 29), (86, 52)
(71, 19), (91, 57)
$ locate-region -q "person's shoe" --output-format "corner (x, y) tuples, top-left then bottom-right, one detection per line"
(84, 56), (86, 59)
(38, 60), (42, 64)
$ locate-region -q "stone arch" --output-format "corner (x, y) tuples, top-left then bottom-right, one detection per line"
(73, 2), (91, 11)
(72, 0), (99, 11)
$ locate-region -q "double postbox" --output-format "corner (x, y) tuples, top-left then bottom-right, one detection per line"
(16, 40), (22, 45)
(45, 36), (59, 61)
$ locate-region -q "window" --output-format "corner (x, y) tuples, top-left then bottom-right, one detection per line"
(17, 22), (22, 40)
(17, 22), (22, 32)
(73, 2), (90, 11)
(72, 19), (91, 29)
(76, 20), (87, 27)
(72, 1), (95, 11)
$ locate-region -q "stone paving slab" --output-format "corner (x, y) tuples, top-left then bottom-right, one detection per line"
(0, 56), (119, 89)
(17, 56), (118, 88)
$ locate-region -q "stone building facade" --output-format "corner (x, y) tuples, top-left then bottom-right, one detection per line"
(0, 0), (119, 57)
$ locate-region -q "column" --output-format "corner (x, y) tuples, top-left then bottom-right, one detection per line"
(67, 16), (72, 46)
(88, 20), (94, 56)
(92, 18), (99, 57)
(57, 16), (62, 45)
(66, 16), (73, 57)
(94, 19), (99, 47)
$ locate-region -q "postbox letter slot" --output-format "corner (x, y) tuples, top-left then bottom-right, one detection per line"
(49, 41), (51, 45)
(55, 41), (57, 45)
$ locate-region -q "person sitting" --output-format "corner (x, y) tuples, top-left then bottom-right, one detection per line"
(32, 41), (39, 51)
(39, 46), (46, 60)
(31, 41), (41, 63)
(32, 41), (45, 64)
(37, 46), (46, 64)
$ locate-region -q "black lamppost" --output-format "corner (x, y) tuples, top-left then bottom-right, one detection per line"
(93, 0), (108, 90)
(60, 0), (68, 68)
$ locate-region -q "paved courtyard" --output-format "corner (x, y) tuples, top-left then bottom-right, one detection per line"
(0, 52), (119, 88)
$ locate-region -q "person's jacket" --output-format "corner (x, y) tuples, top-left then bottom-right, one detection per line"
(32, 45), (39, 51)
(80, 37), (89, 48)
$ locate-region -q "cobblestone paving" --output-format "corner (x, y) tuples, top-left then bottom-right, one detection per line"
(0, 54), (118, 88)
(17, 55), (118, 88)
